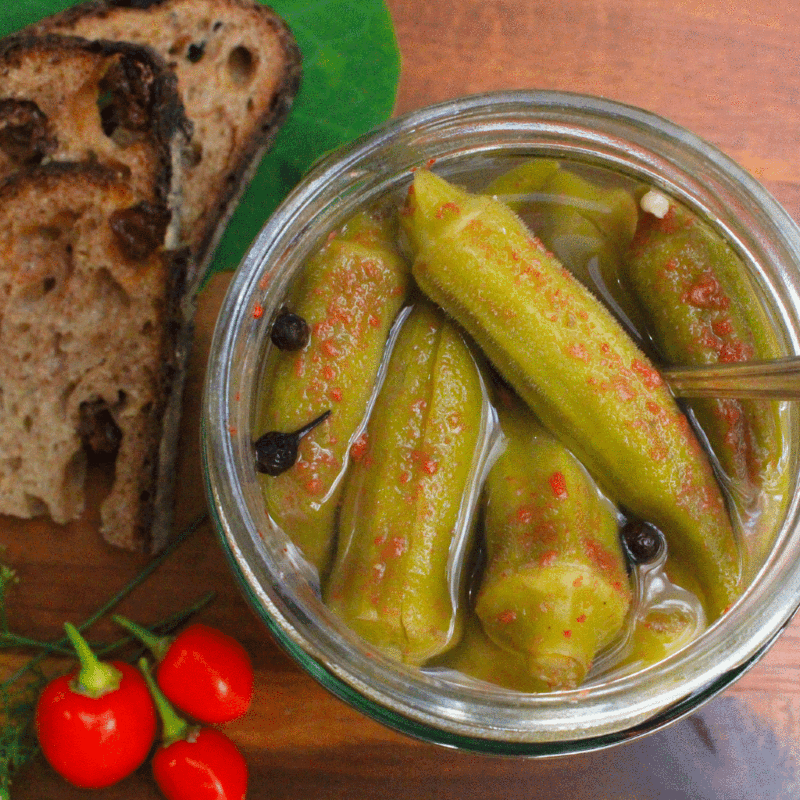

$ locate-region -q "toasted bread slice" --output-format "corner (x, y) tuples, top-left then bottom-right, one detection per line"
(32, 0), (302, 277)
(0, 33), (188, 238)
(0, 162), (190, 551)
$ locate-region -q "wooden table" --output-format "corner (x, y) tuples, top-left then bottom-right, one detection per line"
(5, 1), (800, 797)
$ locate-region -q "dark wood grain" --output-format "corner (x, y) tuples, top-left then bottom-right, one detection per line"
(4, 1), (800, 797)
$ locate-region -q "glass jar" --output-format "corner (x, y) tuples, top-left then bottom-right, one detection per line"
(201, 90), (800, 755)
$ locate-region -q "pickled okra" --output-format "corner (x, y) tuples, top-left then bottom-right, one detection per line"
(325, 303), (491, 665)
(403, 169), (740, 619)
(475, 400), (630, 690)
(258, 210), (409, 575)
(624, 195), (787, 566)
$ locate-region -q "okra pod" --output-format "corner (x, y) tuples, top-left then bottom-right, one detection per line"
(403, 169), (740, 619)
(258, 210), (409, 576)
(624, 195), (787, 569)
(487, 161), (648, 336)
(325, 303), (493, 665)
(475, 400), (630, 690)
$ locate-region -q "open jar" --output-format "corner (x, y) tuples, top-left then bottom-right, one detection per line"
(202, 91), (800, 755)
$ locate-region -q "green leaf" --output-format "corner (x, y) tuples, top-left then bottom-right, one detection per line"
(0, 0), (401, 280)
(209, 0), (400, 279)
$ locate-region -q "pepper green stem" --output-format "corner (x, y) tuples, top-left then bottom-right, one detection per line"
(64, 622), (122, 698)
(138, 658), (190, 745)
(112, 615), (172, 661)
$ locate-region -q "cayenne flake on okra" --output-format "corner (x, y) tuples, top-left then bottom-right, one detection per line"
(256, 208), (410, 576)
(254, 156), (785, 692)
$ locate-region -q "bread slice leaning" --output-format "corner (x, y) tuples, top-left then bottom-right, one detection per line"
(32, 0), (303, 279)
(0, 162), (190, 551)
(0, 33), (189, 236)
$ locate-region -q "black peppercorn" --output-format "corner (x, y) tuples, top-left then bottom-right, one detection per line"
(254, 410), (332, 476)
(621, 520), (666, 565)
(270, 308), (310, 351)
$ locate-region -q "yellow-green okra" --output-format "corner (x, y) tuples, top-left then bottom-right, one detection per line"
(326, 302), (494, 665)
(403, 169), (740, 620)
(624, 195), (787, 569)
(258, 210), (409, 576)
(475, 400), (630, 690)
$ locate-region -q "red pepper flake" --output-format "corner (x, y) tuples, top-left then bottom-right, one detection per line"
(426, 158), (437, 167)
(497, 610), (517, 625)
(399, 471), (411, 485)
(252, 302), (264, 319)
(383, 536), (407, 559)
(583, 537), (617, 574)
(563, 629), (572, 639)
(646, 400), (662, 416)
(350, 434), (368, 462)
(328, 388), (343, 402)
(576, 614), (587, 624)
(228, 426), (237, 435)
(631, 358), (664, 390)
(321, 340), (340, 358)
(368, 314), (381, 328)
(573, 575), (584, 588)
(304, 478), (324, 495)
(712, 318), (734, 337)
(422, 458), (439, 476)
(435, 201), (461, 218)
(567, 343), (591, 362)
(234, 392), (241, 402)
(549, 471), (568, 499)
(663, 257), (679, 273)
(516, 506), (534, 525)
(539, 550), (558, 568)
(719, 340), (754, 363)
(681, 273), (731, 310)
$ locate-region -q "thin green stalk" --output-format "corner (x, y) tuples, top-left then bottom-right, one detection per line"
(138, 658), (190, 744)
(0, 634), (74, 657)
(1, 512), (208, 691)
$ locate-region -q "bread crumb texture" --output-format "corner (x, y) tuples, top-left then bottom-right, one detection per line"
(0, 164), (170, 548)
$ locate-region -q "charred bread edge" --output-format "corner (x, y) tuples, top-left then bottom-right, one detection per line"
(147, 245), (195, 552)
(28, 0), (302, 288)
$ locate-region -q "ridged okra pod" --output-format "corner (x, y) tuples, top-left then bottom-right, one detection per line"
(325, 303), (492, 665)
(403, 169), (740, 619)
(624, 195), (787, 568)
(475, 400), (631, 690)
(258, 210), (409, 576)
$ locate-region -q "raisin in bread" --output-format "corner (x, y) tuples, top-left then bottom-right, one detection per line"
(0, 162), (189, 551)
(0, 33), (188, 237)
(32, 0), (302, 278)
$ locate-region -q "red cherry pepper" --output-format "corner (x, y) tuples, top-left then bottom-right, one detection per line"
(34, 623), (157, 789)
(114, 616), (253, 723)
(139, 658), (248, 800)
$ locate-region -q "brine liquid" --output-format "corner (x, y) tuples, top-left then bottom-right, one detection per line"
(256, 156), (790, 692)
